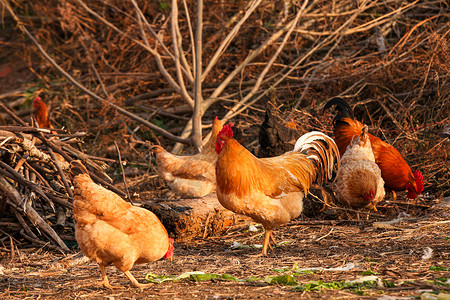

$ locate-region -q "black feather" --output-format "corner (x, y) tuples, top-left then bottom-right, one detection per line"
(258, 103), (300, 158)
(323, 97), (355, 127)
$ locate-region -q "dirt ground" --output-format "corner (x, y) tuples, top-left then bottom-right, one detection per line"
(1, 198), (449, 299)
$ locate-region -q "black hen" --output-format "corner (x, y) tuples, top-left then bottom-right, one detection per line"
(258, 103), (300, 158)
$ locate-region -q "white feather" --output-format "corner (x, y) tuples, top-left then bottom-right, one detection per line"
(293, 131), (327, 152)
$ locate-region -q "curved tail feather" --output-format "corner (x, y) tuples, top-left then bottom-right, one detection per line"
(323, 97), (355, 126)
(293, 131), (340, 184)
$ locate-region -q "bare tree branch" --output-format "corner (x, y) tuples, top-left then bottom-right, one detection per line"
(192, 0), (204, 151)
(74, 0), (194, 107)
(171, 0), (195, 108)
(223, 0), (309, 120)
(3, 2), (190, 144)
(0, 175), (69, 251)
(201, 0), (263, 81)
(182, 0), (196, 80)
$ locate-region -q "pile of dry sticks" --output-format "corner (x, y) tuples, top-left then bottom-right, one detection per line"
(0, 103), (121, 252)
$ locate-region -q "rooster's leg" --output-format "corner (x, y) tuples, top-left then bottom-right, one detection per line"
(99, 265), (115, 289)
(124, 270), (151, 289)
(262, 229), (272, 256)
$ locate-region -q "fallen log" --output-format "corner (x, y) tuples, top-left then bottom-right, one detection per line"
(142, 193), (251, 241)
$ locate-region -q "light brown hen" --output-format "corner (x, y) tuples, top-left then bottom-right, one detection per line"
(71, 161), (174, 289)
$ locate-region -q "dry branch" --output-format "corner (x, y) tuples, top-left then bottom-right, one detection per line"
(0, 106), (121, 251)
(0, 176), (69, 251)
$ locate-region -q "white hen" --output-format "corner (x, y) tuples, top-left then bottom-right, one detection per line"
(336, 125), (385, 212)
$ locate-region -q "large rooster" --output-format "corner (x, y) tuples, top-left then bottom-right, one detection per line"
(215, 124), (339, 255)
(152, 117), (223, 198)
(336, 125), (385, 213)
(324, 98), (423, 200)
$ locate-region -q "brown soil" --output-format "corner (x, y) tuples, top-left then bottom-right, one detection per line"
(1, 201), (449, 299)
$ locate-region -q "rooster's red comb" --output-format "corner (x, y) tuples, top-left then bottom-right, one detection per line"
(414, 170), (424, 194)
(218, 123), (234, 138)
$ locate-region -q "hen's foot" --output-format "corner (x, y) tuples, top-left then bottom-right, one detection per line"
(124, 271), (152, 289)
(99, 265), (117, 289)
(101, 280), (117, 290)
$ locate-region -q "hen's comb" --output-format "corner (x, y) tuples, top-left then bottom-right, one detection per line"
(33, 97), (45, 110)
(414, 170), (424, 194)
(218, 123), (234, 138)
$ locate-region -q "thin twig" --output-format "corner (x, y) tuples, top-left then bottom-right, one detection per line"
(114, 141), (132, 203)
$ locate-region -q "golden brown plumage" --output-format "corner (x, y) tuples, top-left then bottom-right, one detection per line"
(71, 161), (174, 289)
(33, 97), (53, 129)
(152, 117), (223, 198)
(215, 125), (339, 255)
(336, 126), (385, 212)
(324, 98), (424, 199)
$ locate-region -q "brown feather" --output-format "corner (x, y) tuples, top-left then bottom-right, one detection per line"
(152, 118), (223, 198)
(334, 117), (417, 194)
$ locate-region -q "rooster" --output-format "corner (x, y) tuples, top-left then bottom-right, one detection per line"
(152, 117), (223, 198)
(324, 97), (424, 200)
(33, 97), (54, 129)
(71, 161), (174, 289)
(336, 125), (385, 214)
(215, 124), (339, 255)
(258, 103), (333, 216)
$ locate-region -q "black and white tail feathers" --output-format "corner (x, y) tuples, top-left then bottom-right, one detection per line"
(293, 131), (340, 185)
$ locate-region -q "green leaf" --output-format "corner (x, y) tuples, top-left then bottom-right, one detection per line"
(246, 276), (262, 282)
(265, 274), (298, 286)
(219, 274), (240, 281)
(145, 273), (176, 283)
(430, 266), (450, 271)
(381, 279), (396, 288)
(294, 281), (324, 291)
(190, 273), (217, 281)
(361, 269), (378, 275)
(294, 278), (381, 292)
(273, 267), (290, 273)
(146, 271), (207, 283)
(159, 2), (170, 11)
(432, 277), (449, 287)
(150, 118), (168, 130)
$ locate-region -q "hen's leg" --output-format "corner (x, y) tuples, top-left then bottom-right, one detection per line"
(99, 265), (115, 289)
(124, 270), (151, 289)
(262, 229), (272, 256)
(270, 232), (277, 246)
